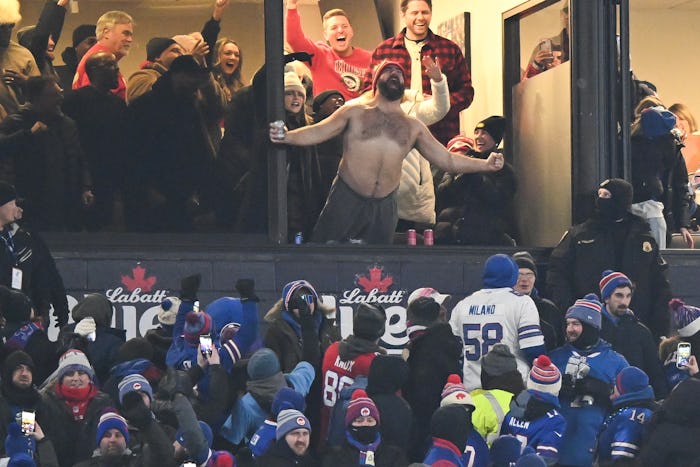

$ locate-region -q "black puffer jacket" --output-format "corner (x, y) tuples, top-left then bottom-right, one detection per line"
(366, 355), (412, 452)
(547, 213), (672, 339)
(637, 378), (700, 467)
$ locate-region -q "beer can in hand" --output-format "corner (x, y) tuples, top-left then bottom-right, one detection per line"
(407, 229), (417, 245)
(271, 120), (286, 140)
(423, 229), (434, 246)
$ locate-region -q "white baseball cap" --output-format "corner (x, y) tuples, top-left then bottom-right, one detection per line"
(407, 287), (451, 306)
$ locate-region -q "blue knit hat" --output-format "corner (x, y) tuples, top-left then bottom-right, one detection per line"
(641, 106), (676, 138)
(616, 366), (650, 395)
(490, 434), (522, 467)
(483, 254), (519, 288)
(276, 409), (310, 440)
(95, 412), (129, 447)
(669, 298), (700, 337)
(118, 374), (153, 405)
(176, 421), (213, 449)
(272, 387), (306, 418)
(247, 348), (281, 380)
(565, 294), (602, 330)
(599, 270), (633, 300)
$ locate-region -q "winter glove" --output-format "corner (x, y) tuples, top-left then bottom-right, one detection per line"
(579, 376), (613, 399)
(74, 317), (96, 337)
(121, 391), (153, 429)
(235, 278), (259, 302)
(158, 367), (193, 400)
(180, 274), (201, 302)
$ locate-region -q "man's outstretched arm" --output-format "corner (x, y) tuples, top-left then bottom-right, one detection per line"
(415, 122), (504, 174)
(269, 104), (351, 146)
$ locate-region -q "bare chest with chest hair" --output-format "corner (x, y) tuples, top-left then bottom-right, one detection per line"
(357, 108), (413, 148)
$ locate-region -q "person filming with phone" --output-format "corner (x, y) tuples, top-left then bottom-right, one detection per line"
(522, 0), (570, 80)
(659, 298), (700, 390)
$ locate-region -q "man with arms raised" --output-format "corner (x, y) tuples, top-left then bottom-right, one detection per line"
(364, 0), (472, 145)
(73, 10), (133, 100)
(285, 0), (370, 100)
(270, 60), (502, 244)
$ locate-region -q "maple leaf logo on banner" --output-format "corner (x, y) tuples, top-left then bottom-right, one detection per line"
(121, 265), (157, 292)
(356, 265), (393, 293)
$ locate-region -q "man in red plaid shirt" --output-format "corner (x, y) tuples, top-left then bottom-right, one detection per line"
(363, 0), (473, 146)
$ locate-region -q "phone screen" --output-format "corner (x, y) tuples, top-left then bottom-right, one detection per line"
(677, 342), (691, 368)
(21, 411), (35, 435)
(199, 335), (213, 356)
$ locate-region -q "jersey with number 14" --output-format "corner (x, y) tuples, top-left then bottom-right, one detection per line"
(450, 287), (544, 390)
(320, 341), (378, 439)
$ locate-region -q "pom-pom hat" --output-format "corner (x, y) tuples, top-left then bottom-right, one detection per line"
(440, 374), (475, 409)
(345, 389), (380, 426)
(527, 355), (562, 395)
(669, 298), (700, 337)
(565, 294), (602, 330)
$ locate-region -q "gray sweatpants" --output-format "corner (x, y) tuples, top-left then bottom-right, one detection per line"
(311, 177), (398, 244)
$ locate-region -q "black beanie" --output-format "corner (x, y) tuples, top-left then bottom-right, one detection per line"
(72, 24), (96, 48)
(1, 289), (32, 324)
(512, 251), (537, 276)
(115, 337), (154, 364)
(146, 37), (177, 62)
(2, 350), (35, 383)
(474, 116), (506, 146)
(430, 405), (472, 452)
(353, 303), (386, 341)
(407, 296), (441, 326)
(0, 182), (17, 207)
(312, 90), (343, 114)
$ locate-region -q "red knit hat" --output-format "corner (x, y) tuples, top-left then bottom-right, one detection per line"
(345, 389), (380, 426)
(372, 60), (406, 95)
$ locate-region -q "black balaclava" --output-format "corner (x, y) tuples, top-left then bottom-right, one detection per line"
(595, 178), (633, 222)
(571, 321), (600, 350)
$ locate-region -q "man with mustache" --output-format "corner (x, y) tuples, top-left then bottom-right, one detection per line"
(598, 270), (668, 399)
(286, 0), (371, 100)
(270, 60), (502, 245)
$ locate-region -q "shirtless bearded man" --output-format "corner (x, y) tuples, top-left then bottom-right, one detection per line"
(270, 60), (504, 244)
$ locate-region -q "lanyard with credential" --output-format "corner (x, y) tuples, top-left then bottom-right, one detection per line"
(1, 229), (17, 266)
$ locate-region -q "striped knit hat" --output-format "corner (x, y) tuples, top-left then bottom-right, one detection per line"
(527, 355), (561, 395)
(95, 412), (129, 446)
(565, 294), (602, 330)
(345, 389), (380, 426)
(599, 270), (632, 300)
(282, 280), (319, 311)
(669, 298), (700, 337)
(440, 374), (475, 409)
(276, 409), (310, 440)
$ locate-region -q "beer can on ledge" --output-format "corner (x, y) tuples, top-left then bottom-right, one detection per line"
(407, 229), (417, 245)
(423, 229), (434, 245)
(294, 232), (304, 245)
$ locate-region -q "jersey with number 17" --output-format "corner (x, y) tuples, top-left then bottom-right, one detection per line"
(449, 287), (544, 390)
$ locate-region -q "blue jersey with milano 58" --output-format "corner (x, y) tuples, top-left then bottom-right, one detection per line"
(450, 286), (544, 391)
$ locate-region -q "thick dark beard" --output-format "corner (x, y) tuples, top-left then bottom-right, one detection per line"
(378, 79), (405, 101)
